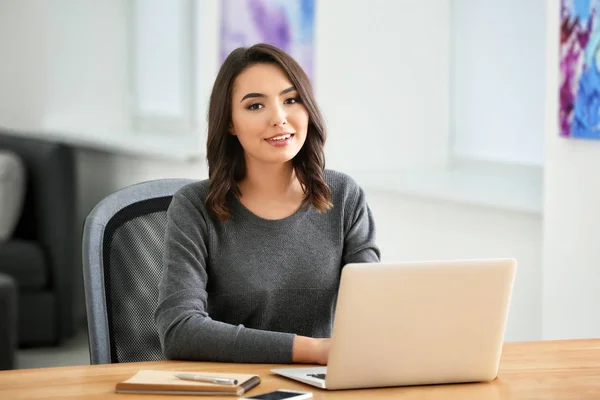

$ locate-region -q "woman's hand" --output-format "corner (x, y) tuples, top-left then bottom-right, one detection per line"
(310, 338), (331, 365)
(292, 336), (331, 365)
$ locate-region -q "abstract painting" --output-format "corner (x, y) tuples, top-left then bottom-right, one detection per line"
(560, 0), (600, 138)
(220, 0), (315, 82)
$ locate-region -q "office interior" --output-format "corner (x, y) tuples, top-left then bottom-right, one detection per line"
(0, 0), (597, 370)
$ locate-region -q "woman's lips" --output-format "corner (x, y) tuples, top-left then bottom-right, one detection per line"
(265, 133), (294, 147)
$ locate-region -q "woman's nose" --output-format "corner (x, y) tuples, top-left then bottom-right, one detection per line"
(270, 105), (287, 126)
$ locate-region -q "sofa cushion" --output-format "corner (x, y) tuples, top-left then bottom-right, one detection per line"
(0, 241), (47, 290)
(0, 151), (25, 241)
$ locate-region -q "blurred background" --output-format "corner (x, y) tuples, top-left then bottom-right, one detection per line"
(0, 0), (598, 370)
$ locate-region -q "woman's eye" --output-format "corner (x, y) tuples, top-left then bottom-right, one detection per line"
(247, 103), (263, 110)
(285, 97), (300, 105)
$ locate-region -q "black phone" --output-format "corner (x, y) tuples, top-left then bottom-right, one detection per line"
(242, 389), (313, 400)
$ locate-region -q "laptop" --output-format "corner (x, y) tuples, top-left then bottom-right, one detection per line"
(271, 258), (517, 390)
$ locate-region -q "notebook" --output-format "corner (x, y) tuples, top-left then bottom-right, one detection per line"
(115, 370), (261, 396)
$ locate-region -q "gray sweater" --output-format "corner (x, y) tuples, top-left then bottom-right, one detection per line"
(155, 170), (380, 363)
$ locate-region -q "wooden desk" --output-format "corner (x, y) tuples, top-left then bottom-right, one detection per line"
(1, 339), (599, 399)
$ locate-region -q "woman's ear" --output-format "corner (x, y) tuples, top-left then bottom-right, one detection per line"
(229, 123), (236, 135)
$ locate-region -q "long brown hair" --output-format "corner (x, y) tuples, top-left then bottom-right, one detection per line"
(205, 43), (332, 222)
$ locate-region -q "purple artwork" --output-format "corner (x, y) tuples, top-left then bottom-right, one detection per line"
(220, 0), (315, 82)
(560, 0), (600, 138)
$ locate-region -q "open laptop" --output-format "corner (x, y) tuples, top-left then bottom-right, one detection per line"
(272, 258), (517, 390)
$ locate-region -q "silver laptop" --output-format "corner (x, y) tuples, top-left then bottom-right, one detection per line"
(272, 258), (517, 390)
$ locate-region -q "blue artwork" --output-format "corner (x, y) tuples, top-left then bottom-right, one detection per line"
(220, 0), (315, 82)
(560, 0), (600, 138)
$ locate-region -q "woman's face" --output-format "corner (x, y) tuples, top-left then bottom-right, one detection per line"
(230, 63), (309, 167)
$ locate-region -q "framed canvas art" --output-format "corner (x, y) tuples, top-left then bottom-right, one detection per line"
(220, 0), (315, 82)
(560, 0), (600, 138)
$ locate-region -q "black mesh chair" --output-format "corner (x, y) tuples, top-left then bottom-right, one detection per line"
(82, 178), (195, 364)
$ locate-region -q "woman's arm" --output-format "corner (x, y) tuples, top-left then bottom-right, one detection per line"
(292, 336), (331, 365)
(343, 184), (381, 264)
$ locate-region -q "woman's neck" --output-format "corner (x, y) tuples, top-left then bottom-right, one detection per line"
(239, 160), (301, 198)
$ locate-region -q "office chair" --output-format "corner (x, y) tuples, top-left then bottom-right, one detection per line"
(82, 178), (195, 364)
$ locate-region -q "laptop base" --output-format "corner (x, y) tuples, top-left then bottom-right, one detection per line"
(271, 367), (328, 389)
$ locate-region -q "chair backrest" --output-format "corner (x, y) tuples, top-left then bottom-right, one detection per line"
(82, 178), (196, 364)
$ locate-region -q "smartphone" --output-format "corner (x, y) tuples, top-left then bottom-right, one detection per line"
(242, 389), (313, 400)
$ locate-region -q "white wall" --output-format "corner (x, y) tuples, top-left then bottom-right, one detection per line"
(542, 0), (600, 340)
(0, 1), (47, 130)
(451, 0), (546, 166)
(317, 0), (451, 173)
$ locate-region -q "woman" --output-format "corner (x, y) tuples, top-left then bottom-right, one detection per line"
(155, 43), (380, 365)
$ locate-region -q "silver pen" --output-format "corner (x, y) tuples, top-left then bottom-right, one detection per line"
(174, 373), (238, 386)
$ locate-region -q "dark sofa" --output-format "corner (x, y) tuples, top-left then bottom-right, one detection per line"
(0, 129), (77, 345)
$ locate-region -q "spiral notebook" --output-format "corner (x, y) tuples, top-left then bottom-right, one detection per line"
(115, 370), (261, 396)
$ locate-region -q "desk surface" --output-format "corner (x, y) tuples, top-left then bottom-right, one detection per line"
(1, 339), (600, 399)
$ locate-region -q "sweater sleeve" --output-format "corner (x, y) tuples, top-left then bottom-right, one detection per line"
(154, 191), (296, 363)
(342, 184), (381, 264)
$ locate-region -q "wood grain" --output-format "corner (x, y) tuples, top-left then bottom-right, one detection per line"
(1, 339), (599, 399)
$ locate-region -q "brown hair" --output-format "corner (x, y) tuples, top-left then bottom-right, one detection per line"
(205, 43), (332, 222)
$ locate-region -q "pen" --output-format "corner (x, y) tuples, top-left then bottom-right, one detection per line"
(174, 373), (238, 385)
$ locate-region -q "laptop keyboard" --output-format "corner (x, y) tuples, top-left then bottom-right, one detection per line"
(307, 373), (326, 380)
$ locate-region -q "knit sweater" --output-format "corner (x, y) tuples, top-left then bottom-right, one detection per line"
(155, 169), (380, 363)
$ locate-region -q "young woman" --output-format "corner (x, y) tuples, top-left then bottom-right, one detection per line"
(155, 43), (380, 365)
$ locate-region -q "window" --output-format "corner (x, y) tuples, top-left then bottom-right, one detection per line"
(130, 0), (196, 133)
